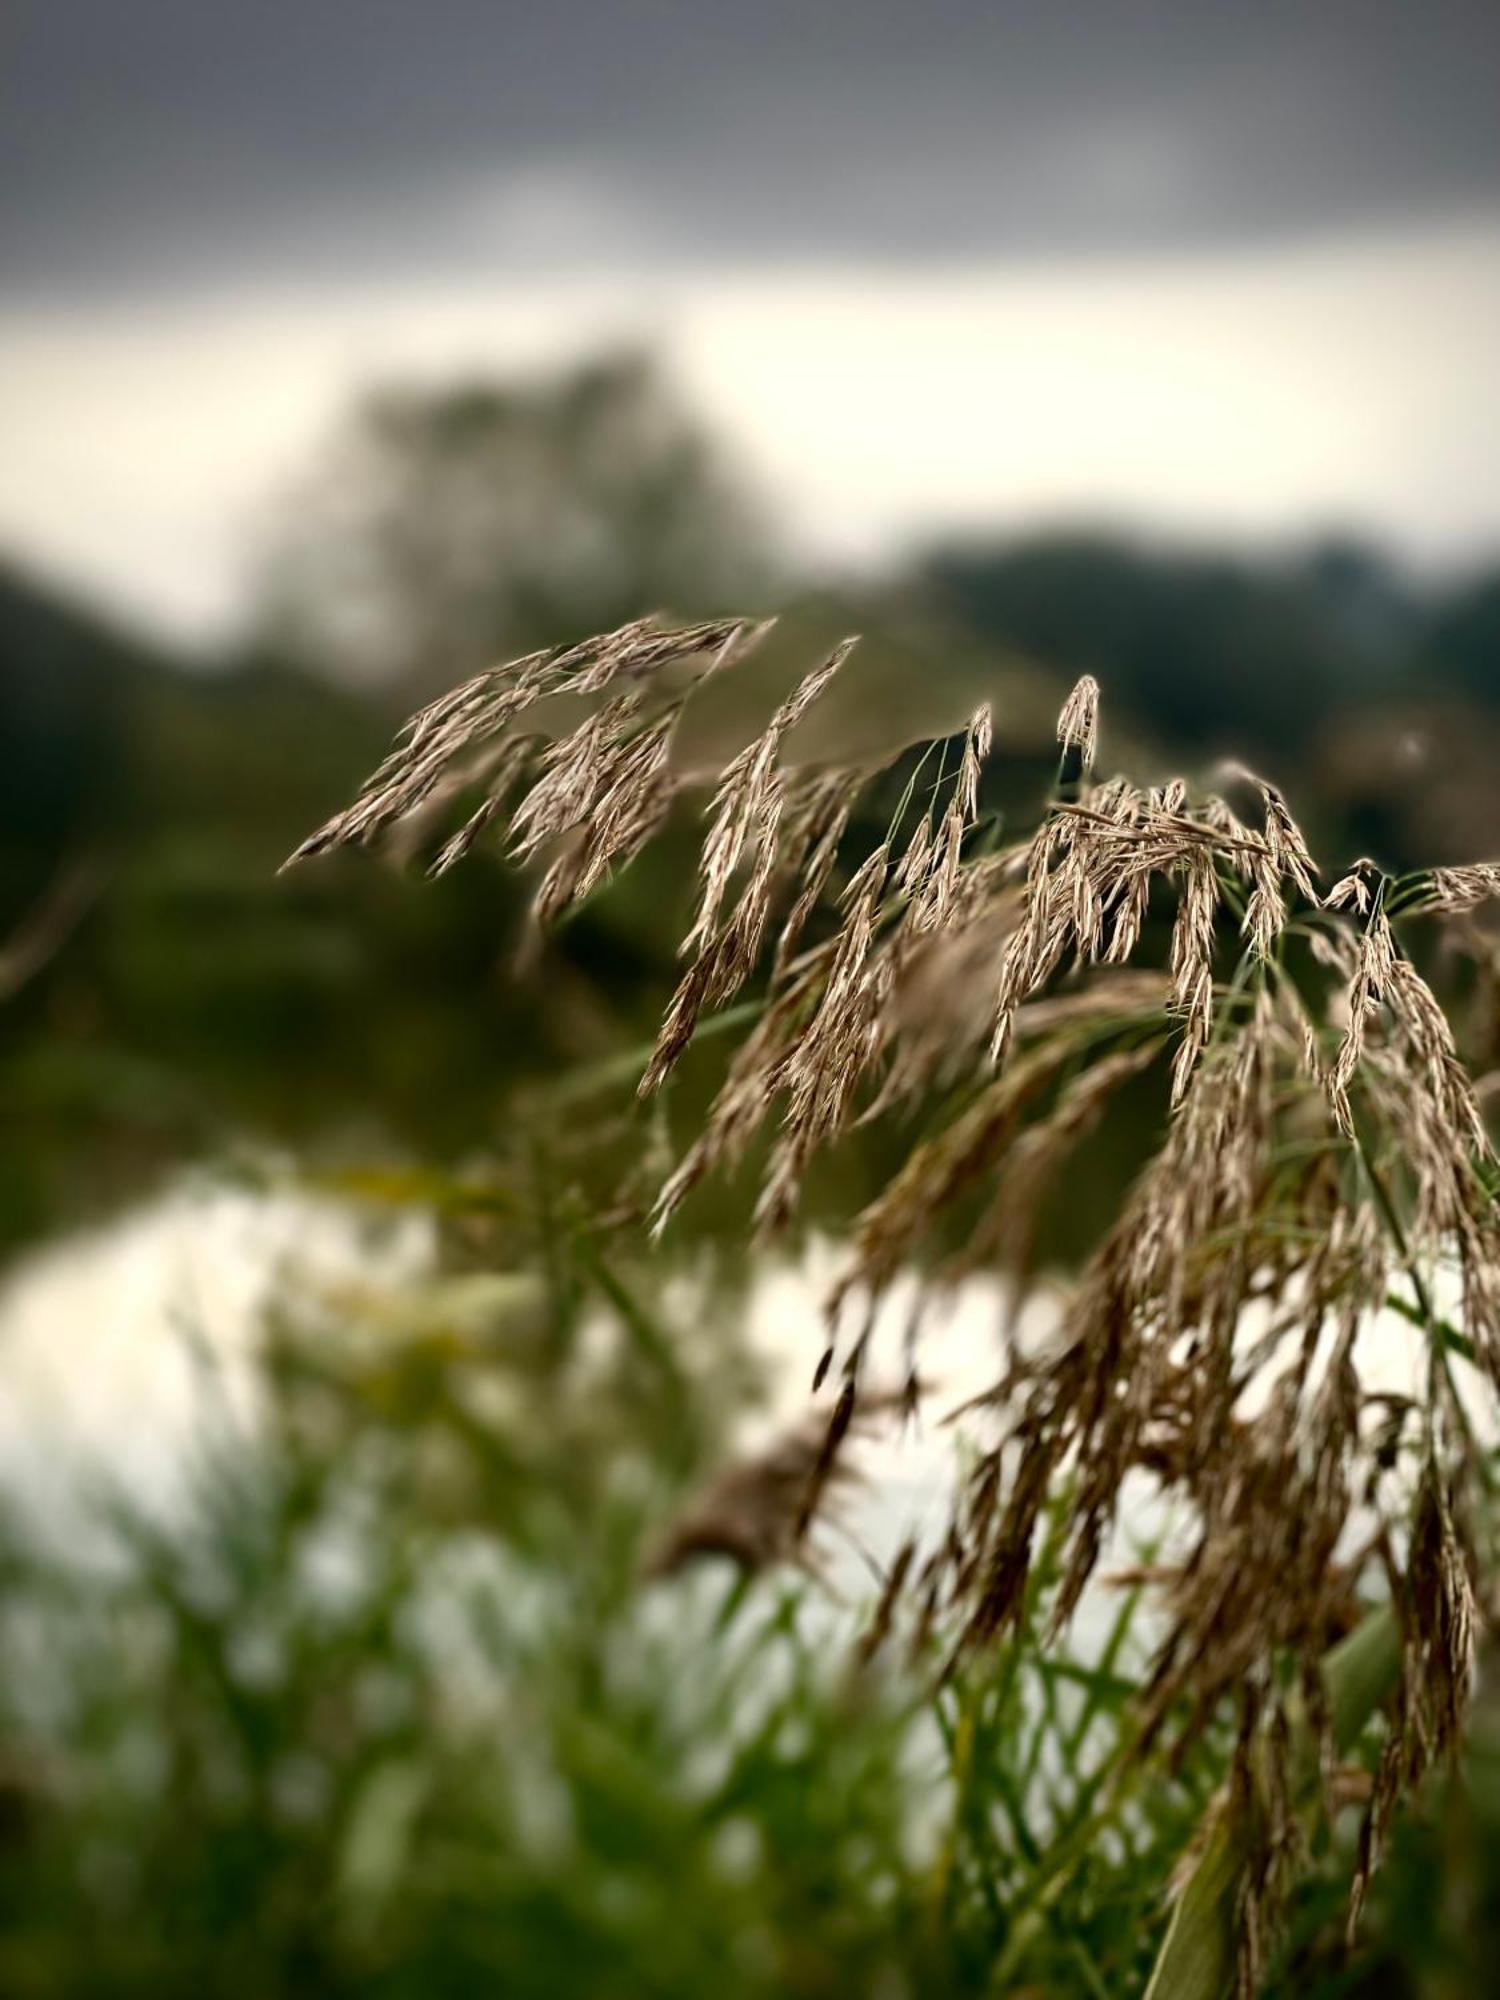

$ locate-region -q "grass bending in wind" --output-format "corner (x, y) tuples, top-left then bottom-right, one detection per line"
(287, 613), (1500, 1993)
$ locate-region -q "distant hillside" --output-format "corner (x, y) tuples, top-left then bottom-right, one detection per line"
(915, 530), (1500, 866)
(918, 530), (1497, 753)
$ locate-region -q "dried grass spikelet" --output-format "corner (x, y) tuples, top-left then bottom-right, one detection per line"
(912, 703), (992, 934)
(865, 868), (1028, 1107)
(655, 703), (1001, 1229)
(985, 712), (1317, 1094)
(637, 634), (867, 1101)
(681, 635), (858, 957)
(1168, 846), (1220, 1105)
(426, 731), (541, 879)
(650, 952), (830, 1231)
(1206, 766), (1317, 967)
(770, 769), (869, 982)
(1056, 672), (1100, 774)
(1324, 859), (1379, 917)
(1327, 897), (1398, 1134)
(988, 813), (1085, 1066)
(1132, 1210), (1380, 1761)
(950, 1037), (1167, 1304)
(1375, 962), (1500, 1378)
(829, 995), (1167, 1322)
(1247, 769), (1320, 907)
(830, 1035), (1086, 1321)
(754, 841), (895, 1234)
(1349, 1466), (1476, 1936)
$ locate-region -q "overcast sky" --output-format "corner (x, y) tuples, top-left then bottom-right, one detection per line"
(4, 1), (1500, 636)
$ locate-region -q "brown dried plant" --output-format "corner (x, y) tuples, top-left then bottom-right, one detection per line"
(291, 614), (1500, 1989)
(641, 1388), (912, 1584)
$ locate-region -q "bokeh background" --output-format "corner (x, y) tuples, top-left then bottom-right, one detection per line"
(3, 5), (1500, 1995)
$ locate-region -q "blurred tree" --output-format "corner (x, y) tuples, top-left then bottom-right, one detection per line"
(254, 352), (774, 696)
(0, 560), (139, 922)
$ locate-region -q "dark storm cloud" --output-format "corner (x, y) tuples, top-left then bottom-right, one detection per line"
(4, 0), (1500, 300)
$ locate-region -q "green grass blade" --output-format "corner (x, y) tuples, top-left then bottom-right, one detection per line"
(1143, 1605), (1400, 2000)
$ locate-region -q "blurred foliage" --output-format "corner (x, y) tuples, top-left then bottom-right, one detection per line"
(1267, 1632), (1500, 1998)
(0, 1157), (1229, 2000)
(0, 1155), (1485, 1997)
(253, 351), (774, 698)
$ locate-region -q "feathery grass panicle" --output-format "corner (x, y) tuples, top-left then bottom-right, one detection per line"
(1412, 861), (1500, 915)
(284, 617), (735, 865)
(294, 612), (1500, 1988)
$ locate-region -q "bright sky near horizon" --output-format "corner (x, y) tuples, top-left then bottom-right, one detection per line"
(3, 2), (1499, 640)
